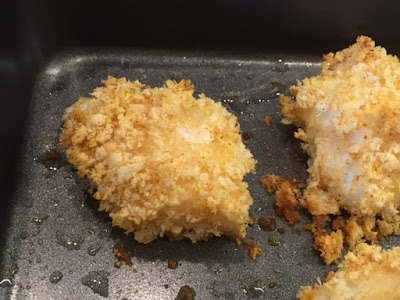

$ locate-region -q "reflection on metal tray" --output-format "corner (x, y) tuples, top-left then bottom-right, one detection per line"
(1, 50), (356, 299)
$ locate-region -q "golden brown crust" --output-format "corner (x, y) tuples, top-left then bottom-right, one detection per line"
(281, 36), (400, 263)
(298, 243), (400, 300)
(61, 77), (256, 244)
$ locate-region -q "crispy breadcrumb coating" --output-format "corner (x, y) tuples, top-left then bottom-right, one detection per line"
(298, 243), (400, 300)
(282, 36), (400, 219)
(61, 77), (256, 244)
(281, 36), (400, 262)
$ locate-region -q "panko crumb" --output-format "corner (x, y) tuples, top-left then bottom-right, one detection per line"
(113, 245), (132, 267)
(313, 229), (344, 265)
(261, 174), (301, 224)
(245, 240), (262, 259)
(281, 36), (400, 262)
(61, 77), (256, 244)
(298, 243), (400, 300)
(264, 116), (272, 127)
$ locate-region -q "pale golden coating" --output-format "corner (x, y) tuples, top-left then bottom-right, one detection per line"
(61, 77), (256, 243)
(298, 243), (400, 300)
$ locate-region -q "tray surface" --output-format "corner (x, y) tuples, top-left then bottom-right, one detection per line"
(2, 50), (398, 299)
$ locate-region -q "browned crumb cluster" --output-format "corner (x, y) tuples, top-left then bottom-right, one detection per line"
(243, 131), (255, 141)
(245, 240), (262, 259)
(264, 116), (272, 127)
(313, 229), (344, 265)
(167, 259), (178, 269)
(261, 174), (301, 224)
(113, 244), (132, 268)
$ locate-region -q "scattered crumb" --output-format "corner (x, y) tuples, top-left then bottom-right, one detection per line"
(271, 81), (284, 88)
(168, 259), (178, 269)
(113, 245), (132, 267)
(261, 174), (301, 224)
(298, 243), (400, 299)
(243, 131), (255, 141)
(313, 229), (343, 265)
(275, 180), (301, 224)
(261, 174), (284, 194)
(264, 116), (272, 127)
(245, 240), (262, 259)
(175, 285), (196, 300)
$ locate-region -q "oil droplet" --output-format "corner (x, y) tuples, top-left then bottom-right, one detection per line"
(0, 279), (12, 287)
(268, 282), (279, 288)
(32, 215), (48, 225)
(87, 243), (102, 256)
(38, 149), (66, 171)
(243, 279), (264, 298)
(258, 217), (277, 231)
(82, 270), (110, 297)
(49, 271), (63, 284)
(56, 231), (84, 250)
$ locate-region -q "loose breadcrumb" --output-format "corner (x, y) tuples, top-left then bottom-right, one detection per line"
(113, 245), (132, 267)
(245, 240), (263, 259)
(167, 259), (178, 269)
(281, 36), (400, 262)
(298, 243), (400, 300)
(313, 229), (344, 265)
(264, 116), (272, 127)
(261, 174), (301, 224)
(61, 77), (256, 244)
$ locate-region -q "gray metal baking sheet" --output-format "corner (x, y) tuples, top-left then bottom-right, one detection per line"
(2, 50), (398, 299)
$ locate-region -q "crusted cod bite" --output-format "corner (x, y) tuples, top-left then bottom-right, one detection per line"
(281, 37), (400, 262)
(61, 77), (256, 244)
(298, 243), (400, 300)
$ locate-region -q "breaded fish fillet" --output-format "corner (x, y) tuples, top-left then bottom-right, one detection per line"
(61, 77), (256, 243)
(282, 36), (400, 225)
(298, 243), (400, 300)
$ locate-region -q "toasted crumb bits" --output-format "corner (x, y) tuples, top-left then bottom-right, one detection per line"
(268, 236), (280, 246)
(261, 175), (302, 224)
(168, 259), (178, 269)
(175, 285), (196, 300)
(264, 116), (273, 127)
(113, 245), (132, 267)
(243, 131), (255, 141)
(313, 229), (344, 265)
(245, 240), (262, 259)
(261, 174), (283, 194)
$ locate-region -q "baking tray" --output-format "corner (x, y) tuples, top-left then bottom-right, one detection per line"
(2, 50), (398, 299)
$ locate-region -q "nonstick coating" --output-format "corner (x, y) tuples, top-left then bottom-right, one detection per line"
(2, 50), (399, 299)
